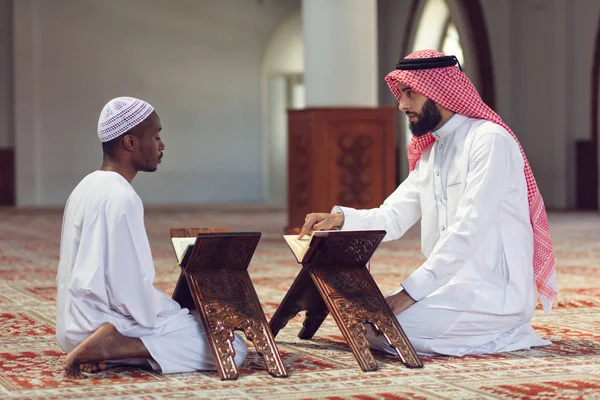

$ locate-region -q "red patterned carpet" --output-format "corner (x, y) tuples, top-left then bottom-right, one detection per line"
(1, 207), (599, 399)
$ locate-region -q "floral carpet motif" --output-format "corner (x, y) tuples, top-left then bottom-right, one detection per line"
(0, 207), (599, 399)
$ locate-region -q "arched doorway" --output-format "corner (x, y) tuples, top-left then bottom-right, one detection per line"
(260, 11), (304, 206)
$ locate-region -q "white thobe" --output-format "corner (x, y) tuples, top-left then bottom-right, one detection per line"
(56, 170), (247, 373)
(336, 114), (550, 357)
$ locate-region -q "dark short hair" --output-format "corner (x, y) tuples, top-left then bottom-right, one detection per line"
(101, 133), (124, 157)
(101, 116), (153, 157)
(101, 128), (145, 157)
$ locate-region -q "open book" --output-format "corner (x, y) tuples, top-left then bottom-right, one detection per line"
(171, 237), (197, 264)
(283, 229), (383, 264)
(283, 233), (314, 263)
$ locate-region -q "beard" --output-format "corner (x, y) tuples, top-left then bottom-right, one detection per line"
(408, 99), (442, 137)
(138, 151), (162, 172)
(142, 165), (158, 172)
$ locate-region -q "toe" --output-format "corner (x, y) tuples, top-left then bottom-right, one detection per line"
(65, 366), (86, 380)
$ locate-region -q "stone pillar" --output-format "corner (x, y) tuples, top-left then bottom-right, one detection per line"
(302, 0), (378, 107)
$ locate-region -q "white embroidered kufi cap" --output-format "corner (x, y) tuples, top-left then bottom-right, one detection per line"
(97, 97), (154, 142)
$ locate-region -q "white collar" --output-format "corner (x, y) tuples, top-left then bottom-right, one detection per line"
(431, 113), (467, 140)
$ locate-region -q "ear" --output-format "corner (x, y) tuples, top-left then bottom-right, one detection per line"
(122, 134), (137, 152)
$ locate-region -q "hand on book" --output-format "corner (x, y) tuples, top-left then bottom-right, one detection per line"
(298, 212), (344, 239)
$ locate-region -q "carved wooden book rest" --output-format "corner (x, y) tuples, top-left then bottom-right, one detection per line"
(269, 230), (423, 371)
(169, 228), (288, 380)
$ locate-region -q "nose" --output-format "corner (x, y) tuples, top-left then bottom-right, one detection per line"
(159, 140), (165, 151)
(398, 97), (410, 112)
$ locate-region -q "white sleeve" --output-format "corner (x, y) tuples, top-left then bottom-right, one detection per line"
(332, 169), (421, 242)
(401, 132), (514, 301)
(104, 194), (160, 328)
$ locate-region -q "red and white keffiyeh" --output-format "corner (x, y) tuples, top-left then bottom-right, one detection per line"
(386, 49), (557, 314)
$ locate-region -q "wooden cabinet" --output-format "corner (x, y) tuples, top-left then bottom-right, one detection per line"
(287, 107), (397, 231)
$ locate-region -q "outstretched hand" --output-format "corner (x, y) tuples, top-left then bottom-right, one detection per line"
(297, 212), (344, 239)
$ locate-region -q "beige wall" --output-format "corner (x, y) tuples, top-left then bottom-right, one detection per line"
(12, 0), (299, 206)
(6, 0), (600, 209)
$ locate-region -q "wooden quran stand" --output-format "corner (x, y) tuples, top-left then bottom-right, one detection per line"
(269, 230), (423, 371)
(169, 228), (288, 380)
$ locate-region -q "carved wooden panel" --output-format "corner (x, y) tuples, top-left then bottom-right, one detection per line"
(320, 267), (372, 296)
(196, 272), (251, 300)
(335, 132), (376, 206)
(312, 235), (382, 267)
(287, 108), (396, 231)
(287, 113), (313, 229)
(188, 234), (258, 271)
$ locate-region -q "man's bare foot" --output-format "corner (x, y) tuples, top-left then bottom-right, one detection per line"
(78, 362), (108, 374)
(64, 323), (150, 379)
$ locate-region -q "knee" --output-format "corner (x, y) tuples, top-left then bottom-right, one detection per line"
(232, 333), (248, 368)
(397, 308), (430, 339)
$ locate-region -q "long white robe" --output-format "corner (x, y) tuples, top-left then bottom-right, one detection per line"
(56, 170), (247, 373)
(336, 114), (551, 357)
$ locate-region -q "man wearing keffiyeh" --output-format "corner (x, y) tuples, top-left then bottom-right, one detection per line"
(298, 50), (557, 357)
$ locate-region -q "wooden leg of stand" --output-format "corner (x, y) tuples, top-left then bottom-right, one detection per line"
(244, 280), (288, 378)
(242, 318), (288, 377)
(309, 264), (424, 370)
(370, 317), (423, 368)
(269, 267), (325, 338)
(269, 302), (301, 338)
(329, 296), (380, 371)
(203, 303), (243, 380)
(298, 307), (329, 339)
(205, 302), (289, 379)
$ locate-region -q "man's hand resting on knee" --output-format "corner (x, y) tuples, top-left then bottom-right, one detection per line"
(386, 290), (416, 315)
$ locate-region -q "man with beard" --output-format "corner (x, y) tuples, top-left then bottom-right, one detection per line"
(56, 97), (247, 378)
(297, 50), (557, 357)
